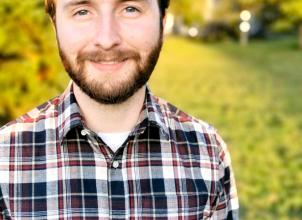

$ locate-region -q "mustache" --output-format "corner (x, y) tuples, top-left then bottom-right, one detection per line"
(77, 49), (140, 63)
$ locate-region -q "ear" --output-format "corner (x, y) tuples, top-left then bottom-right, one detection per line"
(48, 16), (56, 32)
(162, 11), (167, 31)
(163, 14), (167, 25)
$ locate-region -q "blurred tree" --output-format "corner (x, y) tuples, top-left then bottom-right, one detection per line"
(169, 0), (239, 41)
(204, 0), (238, 23)
(0, 0), (66, 124)
(237, 0), (282, 37)
(169, 0), (204, 25)
(280, 0), (302, 48)
(237, 0), (302, 47)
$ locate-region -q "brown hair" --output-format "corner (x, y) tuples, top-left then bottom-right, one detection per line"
(45, 0), (170, 21)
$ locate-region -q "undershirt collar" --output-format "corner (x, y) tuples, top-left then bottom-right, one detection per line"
(97, 131), (131, 152)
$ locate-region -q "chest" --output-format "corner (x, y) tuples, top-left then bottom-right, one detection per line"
(1, 136), (221, 219)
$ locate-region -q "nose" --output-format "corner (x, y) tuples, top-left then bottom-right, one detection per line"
(93, 14), (122, 50)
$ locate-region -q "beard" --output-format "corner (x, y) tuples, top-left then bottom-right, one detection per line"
(58, 33), (163, 105)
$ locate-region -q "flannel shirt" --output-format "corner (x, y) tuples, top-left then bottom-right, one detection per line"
(0, 83), (239, 219)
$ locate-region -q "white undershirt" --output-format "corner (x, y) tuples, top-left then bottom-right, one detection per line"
(97, 131), (131, 152)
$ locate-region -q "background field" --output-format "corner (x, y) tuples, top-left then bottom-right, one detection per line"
(151, 37), (302, 219)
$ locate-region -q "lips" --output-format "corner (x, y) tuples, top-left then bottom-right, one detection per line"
(89, 58), (128, 72)
(93, 58), (127, 64)
(97, 61), (120, 64)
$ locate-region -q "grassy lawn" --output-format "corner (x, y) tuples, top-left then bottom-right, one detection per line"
(150, 37), (302, 220)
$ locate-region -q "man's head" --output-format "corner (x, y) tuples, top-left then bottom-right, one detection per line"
(45, 0), (169, 105)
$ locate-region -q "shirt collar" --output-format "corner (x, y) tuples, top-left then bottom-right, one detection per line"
(57, 83), (170, 143)
(139, 86), (170, 138)
(57, 82), (83, 143)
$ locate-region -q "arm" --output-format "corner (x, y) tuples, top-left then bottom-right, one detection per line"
(213, 133), (239, 220)
(0, 187), (5, 220)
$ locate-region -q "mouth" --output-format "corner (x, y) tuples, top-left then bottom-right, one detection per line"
(89, 58), (128, 72)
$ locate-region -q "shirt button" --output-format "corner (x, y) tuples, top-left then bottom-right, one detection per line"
(81, 129), (87, 136)
(112, 161), (119, 169)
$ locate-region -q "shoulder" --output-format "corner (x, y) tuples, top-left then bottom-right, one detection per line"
(155, 96), (227, 153)
(156, 96), (215, 131)
(0, 96), (60, 145)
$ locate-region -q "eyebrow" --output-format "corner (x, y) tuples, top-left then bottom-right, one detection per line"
(63, 0), (91, 10)
(115, 0), (146, 3)
(63, 0), (147, 9)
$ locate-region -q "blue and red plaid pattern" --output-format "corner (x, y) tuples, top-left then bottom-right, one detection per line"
(0, 83), (239, 219)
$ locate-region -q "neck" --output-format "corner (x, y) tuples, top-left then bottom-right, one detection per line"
(73, 83), (146, 133)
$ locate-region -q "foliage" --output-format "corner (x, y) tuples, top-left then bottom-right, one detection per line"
(169, 0), (204, 25)
(279, 0), (302, 25)
(237, 0), (302, 29)
(0, 0), (67, 124)
(238, 0), (302, 22)
(278, 1), (302, 48)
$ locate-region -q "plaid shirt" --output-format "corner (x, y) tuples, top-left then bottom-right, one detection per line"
(0, 83), (239, 220)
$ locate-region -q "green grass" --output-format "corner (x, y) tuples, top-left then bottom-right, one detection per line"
(150, 37), (302, 219)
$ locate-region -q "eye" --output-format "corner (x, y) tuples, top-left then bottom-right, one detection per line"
(124, 6), (140, 14)
(74, 9), (89, 16)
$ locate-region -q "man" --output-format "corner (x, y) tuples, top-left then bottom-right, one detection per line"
(0, 0), (239, 219)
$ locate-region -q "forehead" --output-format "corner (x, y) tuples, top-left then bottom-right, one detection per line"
(57, 0), (155, 5)
(56, 0), (160, 12)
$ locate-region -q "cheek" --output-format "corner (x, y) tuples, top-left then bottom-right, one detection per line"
(56, 21), (93, 55)
(121, 20), (161, 48)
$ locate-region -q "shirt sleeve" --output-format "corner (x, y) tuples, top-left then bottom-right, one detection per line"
(0, 187), (6, 220)
(213, 133), (239, 220)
